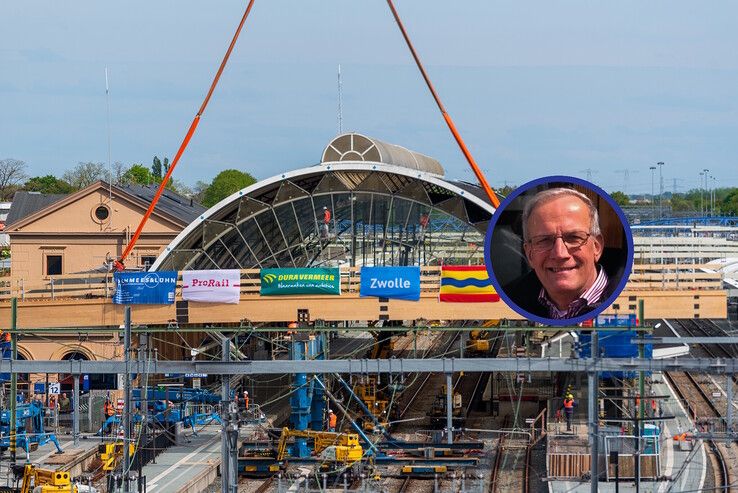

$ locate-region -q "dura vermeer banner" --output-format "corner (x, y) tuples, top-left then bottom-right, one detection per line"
(182, 269), (240, 304)
(260, 268), (341, 296)
(113, 271), (177, 304)
(360, 266), (421, 301)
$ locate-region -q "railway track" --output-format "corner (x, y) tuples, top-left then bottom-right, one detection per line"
(490, 434), (529, 493)
(665, 318), (738, 492)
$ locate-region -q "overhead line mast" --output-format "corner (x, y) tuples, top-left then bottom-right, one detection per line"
(114, 0), (256, 270)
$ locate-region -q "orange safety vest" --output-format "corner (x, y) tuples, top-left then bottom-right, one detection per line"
(651, 399), (657, 411)
(244, 395), (249, 408)
(324, 210), (331, 224)
(1, 331), (9, 342)
(328, 413), (337, 428)
(563, 398), (574, 410)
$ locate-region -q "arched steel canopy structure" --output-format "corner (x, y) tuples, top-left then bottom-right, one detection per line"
(152, 133), (495, 271)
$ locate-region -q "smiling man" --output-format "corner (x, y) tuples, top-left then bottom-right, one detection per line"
(505, 188), (618, 320)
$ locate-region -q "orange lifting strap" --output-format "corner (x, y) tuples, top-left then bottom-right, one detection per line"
(117, 0), (499, 270)
(115, 0), (256, 270)
(385, 0), (501, 208)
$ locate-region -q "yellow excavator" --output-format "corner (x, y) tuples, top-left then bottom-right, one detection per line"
(275, 427), (363, 463)
(9, 464), (98, 493)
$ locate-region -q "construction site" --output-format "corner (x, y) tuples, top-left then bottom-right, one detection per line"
(2, 2), (737, 492)
(0, 130), (736, 493)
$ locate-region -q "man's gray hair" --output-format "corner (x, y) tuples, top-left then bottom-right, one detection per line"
(521, 187), (602, 241)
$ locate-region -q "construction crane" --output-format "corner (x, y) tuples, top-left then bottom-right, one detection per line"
(275, 427), (363, 464)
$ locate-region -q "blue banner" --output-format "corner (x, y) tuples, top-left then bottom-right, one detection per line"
(113, 271), (177, 305)
(360, 266), (421, 301)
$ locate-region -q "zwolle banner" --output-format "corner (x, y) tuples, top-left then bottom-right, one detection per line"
(260, 268), (341, 296)
(360, 266), (421, 301)
(182, 269), (240, 304)
(113, 271), (177, 304)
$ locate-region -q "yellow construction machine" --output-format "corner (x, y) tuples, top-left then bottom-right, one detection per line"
(99, 442), (136, 471)
(275, 427), (363, 463)
(9, 464), (97, 493)
(353, 377), (389, 432)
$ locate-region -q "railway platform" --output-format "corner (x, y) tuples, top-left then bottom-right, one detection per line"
(548, 372), (707, 492)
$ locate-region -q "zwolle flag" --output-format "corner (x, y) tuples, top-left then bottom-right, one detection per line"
(182, 269), (240, 304)
(439, 265), (500, 302)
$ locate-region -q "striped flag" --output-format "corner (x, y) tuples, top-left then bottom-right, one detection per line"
(439, 265), (500, 303)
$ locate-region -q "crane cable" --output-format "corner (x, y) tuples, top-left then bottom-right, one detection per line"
(385, 0), (501, 209)
(115, 0), (256, 270)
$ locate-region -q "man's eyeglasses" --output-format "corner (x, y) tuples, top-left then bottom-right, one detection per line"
(526, 231), (591, 253)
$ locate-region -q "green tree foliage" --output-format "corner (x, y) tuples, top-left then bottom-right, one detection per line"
(609, 191), (630, 206)
(62, 162), (107, 189)
(120, 164), (155, 185)
(23, 175), (74, 194)
(721, 190), (738, 215)
(202, 170), (257, 207)
(151, 156), (170, 181)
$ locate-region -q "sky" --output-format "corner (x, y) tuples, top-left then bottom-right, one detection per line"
(2, 1), (737, 196)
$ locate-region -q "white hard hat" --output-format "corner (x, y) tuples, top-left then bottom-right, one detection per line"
(328, 409), (333, 413)
(323, 206), (327, 210)
(244, 391), (248, 395)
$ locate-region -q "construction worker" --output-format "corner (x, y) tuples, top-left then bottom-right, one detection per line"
(287, 321), (298, 336)
(59, 393), (71, 413)
(243, 391), (249, 412)
(328, 409), (337, 432)
(563, 393), (575, 431)
(321, 206), (331, 239)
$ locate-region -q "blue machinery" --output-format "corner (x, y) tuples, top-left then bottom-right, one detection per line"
(238, 333), (480, 474)
(0, 400), (63, 457)
(97, 387), (222, 436)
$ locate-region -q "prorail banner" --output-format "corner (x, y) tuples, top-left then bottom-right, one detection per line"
(360, 266), (421, 301)
(260, 268), (341, 296)
(113, 271), (177, 304)
(182, 269), (240, 304)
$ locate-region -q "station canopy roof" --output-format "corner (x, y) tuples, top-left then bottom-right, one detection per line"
(152, 133), (496, 271)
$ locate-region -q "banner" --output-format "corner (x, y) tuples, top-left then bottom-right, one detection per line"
(182, 269), (240, 304)
(360, 266), (420, 301)
(439, 265), (500, 303)
(260, 268), (340, 296)
(113, 271), (177, 304)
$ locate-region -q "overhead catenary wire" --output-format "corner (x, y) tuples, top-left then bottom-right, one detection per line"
(115, 0), (256, 269)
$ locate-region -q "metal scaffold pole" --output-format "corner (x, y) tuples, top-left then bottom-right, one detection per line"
(588, 331), (599, 493)
(9, 297), (17, 462)
(123, 306), (132, 493)
(73, 369), (80, 447)
(221, 337), (231, 493)
(446, 373), (453, 444)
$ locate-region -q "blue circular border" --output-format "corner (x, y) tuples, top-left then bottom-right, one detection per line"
(484, 175), (635, 326)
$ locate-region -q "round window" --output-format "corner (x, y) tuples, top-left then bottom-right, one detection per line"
(94, 205), (110, 221)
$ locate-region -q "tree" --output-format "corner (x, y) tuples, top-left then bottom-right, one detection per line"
(151, 156), (170, 181)
(62, 162), (107, 189)
(120, 164), (155, 186)
(202, 170), (257, 207)
(721, 190), (738, 216)
(0, 158), (28, 200)
(23, 175), (74, 194)
(609, 191), (630, 206)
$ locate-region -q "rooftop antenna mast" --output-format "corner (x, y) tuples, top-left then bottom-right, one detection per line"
(337, 64), (343, 134)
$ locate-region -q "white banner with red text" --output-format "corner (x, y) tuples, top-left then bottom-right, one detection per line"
(182, 269), (241, 304)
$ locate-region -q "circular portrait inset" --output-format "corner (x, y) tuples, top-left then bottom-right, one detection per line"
(484, 176), (633, 326)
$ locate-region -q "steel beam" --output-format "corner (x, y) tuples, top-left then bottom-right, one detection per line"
(2, 357), (737, 374)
